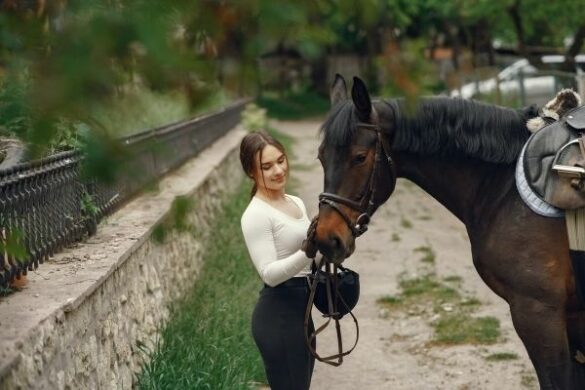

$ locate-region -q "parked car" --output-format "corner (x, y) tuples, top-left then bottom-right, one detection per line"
(450, 57), (581, 105)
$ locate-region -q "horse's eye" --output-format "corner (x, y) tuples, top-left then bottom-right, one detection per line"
(353, 154), (367, 165)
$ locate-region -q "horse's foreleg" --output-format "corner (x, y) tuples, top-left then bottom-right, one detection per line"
(510, 300), (582, 389)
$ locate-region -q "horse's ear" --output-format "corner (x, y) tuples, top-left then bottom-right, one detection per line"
(330, 74), (348, 106)
(351, 76), (372, 121)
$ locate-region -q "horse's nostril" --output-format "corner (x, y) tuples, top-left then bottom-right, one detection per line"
(329, 234), (342, 250)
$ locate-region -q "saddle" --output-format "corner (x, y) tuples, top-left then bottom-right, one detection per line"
(524, 105), (585, 209)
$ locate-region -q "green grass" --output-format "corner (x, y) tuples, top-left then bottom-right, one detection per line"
(432, 314), (500, 345)
(378, 273), (501, 346)
(485, 352), (519, 361)
(391, 233), (401, 242)
(521, 373), (538, 388)
(93, 87), (231, 138)
(137, 182), (265, 390)
(400, 217), (413, 229)
(377, 274), (460, 310)
(377, 295), (403, 305)
(399, 275), (459, 302)
(460, 298), (482, 307)
(257, 90), (330, 120)
(138, 125), (297, 388)
(413, 245), (436, 264)
(0, 286), (15, 297)
(443, 275), (462, 283)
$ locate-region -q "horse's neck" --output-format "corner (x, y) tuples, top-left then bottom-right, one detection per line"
(395, 151), (516, 226)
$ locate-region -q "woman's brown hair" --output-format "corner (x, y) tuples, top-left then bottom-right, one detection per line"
(239, 131), (288, 198)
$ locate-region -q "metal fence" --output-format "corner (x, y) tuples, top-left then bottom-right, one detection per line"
(0, 99), (249, 288)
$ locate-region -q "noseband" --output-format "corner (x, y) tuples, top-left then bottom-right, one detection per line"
(319, 121), (397, 237)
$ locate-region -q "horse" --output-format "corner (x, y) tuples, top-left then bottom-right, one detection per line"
(313, 74), (585, 389)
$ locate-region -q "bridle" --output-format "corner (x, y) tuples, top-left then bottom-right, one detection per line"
(304, 113), (396, 366)
(318, 116), (397, 237)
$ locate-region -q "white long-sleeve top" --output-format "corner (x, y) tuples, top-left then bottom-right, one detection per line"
(241, 194), (320, 287)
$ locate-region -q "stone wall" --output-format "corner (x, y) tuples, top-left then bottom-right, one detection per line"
(0, 127), (247, 389)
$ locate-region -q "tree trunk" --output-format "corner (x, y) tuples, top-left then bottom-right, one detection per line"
(310, 54), (328, 97)
(508, 0), (528, 60)
(564, 25), (585, 72)
(445, 24), (460, 70)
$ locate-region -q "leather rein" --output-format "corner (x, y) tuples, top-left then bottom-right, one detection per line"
(304, 260), (359, 366)
(318, 120), (397, 236)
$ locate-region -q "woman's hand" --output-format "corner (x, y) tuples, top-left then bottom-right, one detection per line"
(302, 216), (319, 258)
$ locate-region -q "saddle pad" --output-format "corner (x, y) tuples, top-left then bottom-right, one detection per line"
(516, 143), (564, 218)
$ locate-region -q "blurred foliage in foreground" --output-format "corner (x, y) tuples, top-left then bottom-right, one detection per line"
(1, 0), (584, 167)
(0, 2), (242, 163)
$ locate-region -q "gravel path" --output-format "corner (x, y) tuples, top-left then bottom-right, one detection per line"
(275, 119), (539, 390)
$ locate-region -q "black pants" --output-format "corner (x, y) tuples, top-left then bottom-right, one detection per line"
(252, 278), (316, 390)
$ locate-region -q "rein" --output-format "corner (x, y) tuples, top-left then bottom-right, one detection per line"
(304, 259), (359, 366)
(319, 121), (396, 237)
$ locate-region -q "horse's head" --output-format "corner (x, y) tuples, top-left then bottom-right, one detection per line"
(315, 75), (397, 263)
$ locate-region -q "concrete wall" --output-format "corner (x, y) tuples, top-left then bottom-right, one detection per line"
(0, 127), (247, 389)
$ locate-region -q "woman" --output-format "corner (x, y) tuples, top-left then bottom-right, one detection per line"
(240, 130), (321, 390)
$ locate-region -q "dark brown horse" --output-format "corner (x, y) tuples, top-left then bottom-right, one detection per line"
(314, 74), (585, 389)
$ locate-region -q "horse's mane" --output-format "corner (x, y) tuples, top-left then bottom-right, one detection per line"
(321, 97), (536, 164)
(320, 101), (361, 147)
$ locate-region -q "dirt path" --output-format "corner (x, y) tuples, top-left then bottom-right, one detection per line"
(275, 119), (539, 390)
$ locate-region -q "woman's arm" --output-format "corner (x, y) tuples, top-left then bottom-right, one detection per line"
(241, 210), (318, 287)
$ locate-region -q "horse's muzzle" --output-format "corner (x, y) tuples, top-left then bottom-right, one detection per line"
(315, 227), (355, 264)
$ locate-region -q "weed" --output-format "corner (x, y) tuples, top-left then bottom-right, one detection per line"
(137, 182), (264, 389)
(460, 298), (481, 307)
(377, 295), (403, 305)
(400, 217), (413, 229)
(432, 314), (500, 345)
(399, 275), (459, 302)
(485, 352), (519, 361)
(0, 286), (14, 297)
(378, 273), (499, 346)
(413, 245), (436, 263)
(521, 373), (538, 388)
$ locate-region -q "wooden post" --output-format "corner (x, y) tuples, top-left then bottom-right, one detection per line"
(518, 68), (526, 106)
(495, 70), (502, 105)
(576, 69), (585, 101)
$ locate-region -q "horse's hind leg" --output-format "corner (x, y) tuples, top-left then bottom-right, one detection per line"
(510, 300), (583, 389)
(567, 311), (585, 383)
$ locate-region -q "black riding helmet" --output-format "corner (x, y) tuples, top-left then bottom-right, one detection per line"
(310, 265), (360, 319)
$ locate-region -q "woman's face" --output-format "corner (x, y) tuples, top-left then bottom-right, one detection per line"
(254, 144), (288, 193)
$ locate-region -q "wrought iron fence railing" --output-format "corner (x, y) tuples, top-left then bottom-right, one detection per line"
(0, 98), (249, 288)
